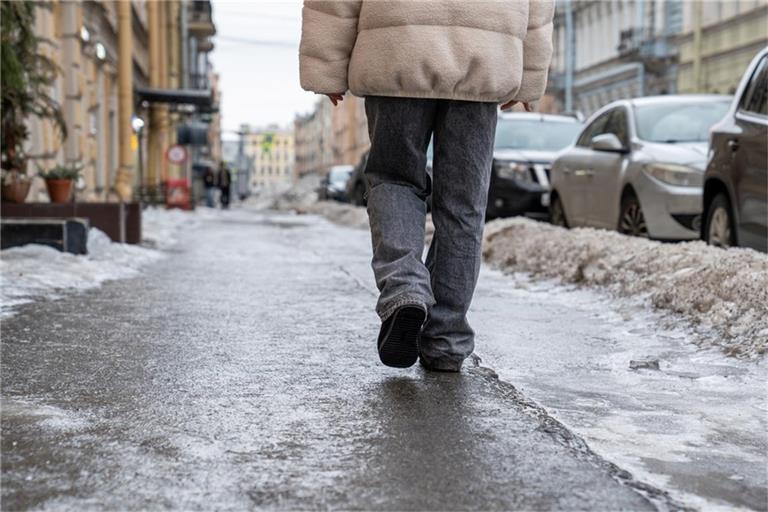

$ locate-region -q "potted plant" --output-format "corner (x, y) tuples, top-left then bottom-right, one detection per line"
(1, 2), (65, 202)
(1, 168), (32, 203)
(38, 164), (81, 203)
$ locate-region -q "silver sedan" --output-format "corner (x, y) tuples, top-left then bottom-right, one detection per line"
(549, 95), (731, 240)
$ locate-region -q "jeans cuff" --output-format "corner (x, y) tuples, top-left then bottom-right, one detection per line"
(419, 353), (464, 372)
(378, 295), (429, 322)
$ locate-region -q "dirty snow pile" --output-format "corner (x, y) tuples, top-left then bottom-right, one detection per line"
(483, 217), (768, 358)
(141, 206), (199, 249)
(0, 207), (195, 317)
(249, 175), (370, 229)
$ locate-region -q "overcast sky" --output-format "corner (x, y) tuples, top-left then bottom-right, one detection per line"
(211, 1), (318, 138)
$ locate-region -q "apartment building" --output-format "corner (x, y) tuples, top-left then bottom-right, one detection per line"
(294, 98), (333, 177)
(677, 0), (768, 94)
(23, 0), (218, 203)
(243, 126), (295, 189)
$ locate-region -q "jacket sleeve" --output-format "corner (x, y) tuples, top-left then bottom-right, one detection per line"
(299, 0), (362, 94)
(514, 0), (555, 102)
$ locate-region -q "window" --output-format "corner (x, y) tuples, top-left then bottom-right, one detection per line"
(495, 119), (582, 151)
(576, 110), (612, 147)
(740, 56), (768, 116)
(604, 108), (629, 147)
(634, 100), (731, 143)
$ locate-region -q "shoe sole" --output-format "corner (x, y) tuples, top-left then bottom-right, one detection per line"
(378, 307), (425, 368)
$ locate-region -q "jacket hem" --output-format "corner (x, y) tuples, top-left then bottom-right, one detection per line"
(350, 88), (505, 104)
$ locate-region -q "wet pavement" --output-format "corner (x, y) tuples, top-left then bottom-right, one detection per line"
(1, 209), (662, 511)
(472, 273), (768, 512)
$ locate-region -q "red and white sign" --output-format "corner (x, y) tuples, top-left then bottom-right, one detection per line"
(166, 145), (187, 165)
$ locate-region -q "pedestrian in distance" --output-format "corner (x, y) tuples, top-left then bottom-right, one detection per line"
(203, 165), (217, 208)
(218, 162), (232, 209)
(300, 0), (554, 372)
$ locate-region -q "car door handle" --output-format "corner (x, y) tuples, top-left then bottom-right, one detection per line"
(728, 138), (739, 151)
(574, 169), (594, 177)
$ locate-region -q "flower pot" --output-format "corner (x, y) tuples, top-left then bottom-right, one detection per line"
(1, 179), (31, 203)
(45, 178), (73, 203)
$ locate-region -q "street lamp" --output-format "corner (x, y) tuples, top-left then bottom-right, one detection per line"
(132, 115), (145, 195)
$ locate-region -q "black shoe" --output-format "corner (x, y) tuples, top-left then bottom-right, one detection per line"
(377, 306), (426, 368)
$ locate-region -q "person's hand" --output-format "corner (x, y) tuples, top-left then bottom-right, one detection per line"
(500, 100), (534, 112)
(325, 93), (345, 106)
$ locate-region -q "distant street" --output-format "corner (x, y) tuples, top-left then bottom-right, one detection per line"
(1, 209), (666, 511)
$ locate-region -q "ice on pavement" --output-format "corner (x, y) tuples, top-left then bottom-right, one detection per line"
(484, 217), (768, 359)
(0, 207), (198, 317)
(472, 270), (767, 511)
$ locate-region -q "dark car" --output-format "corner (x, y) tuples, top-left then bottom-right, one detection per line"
(702, 47), (768, 252)
(319, 164), (355, 202)
(347, 142), (434, 207)
(487, 112), (583, 220)
(346, 153), (369, 206)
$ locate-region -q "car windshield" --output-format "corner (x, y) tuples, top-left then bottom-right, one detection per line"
(634, 100), (730, 143)
(494, 119), (582, 151)
(329, 167), (352, 183)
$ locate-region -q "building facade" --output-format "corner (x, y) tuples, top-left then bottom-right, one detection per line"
(676, 1), (768, 94)
(23, 0), (218, 204)
(294, 97), (333, 177)
(547, 0), (680, 116)
(331, 94), (369, 167)
(547, 0), (768, 116)
(243, 125), (295, 189)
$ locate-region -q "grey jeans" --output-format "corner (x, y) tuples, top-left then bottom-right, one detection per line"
(364, 96), (497, 370)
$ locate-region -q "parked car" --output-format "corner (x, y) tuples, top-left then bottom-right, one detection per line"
(487, 112), (583, 220)
(347, 142), (434, 207)
(319, 164), (355, 202)
(346, 153), (369, 206)
(549, 95), (731, 240)
(702, 48), (768, 252)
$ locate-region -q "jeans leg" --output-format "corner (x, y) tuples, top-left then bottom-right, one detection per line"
(364, 96), (437, 320)
(420, 100), (497, 369)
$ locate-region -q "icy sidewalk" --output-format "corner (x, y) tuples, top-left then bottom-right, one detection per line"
(1, 210), (658, 511)
(272, 187), (768, 359)
(0, 207), (202, 317)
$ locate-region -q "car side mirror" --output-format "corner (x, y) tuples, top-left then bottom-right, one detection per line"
(591, 133), (628, 153)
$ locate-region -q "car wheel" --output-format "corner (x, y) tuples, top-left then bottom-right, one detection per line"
(705, 193), (735, 248)
(618, 193), (649, 238)
(550, 195), (568, 228)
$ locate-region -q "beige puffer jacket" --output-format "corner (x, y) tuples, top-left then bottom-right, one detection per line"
(299, 0), (555, 104)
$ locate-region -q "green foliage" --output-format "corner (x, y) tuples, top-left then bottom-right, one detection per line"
(38, 163), (82, 180)
(1, 2), (66, 173)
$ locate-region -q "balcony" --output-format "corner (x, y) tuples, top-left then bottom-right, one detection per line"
(188, 0), (216, 38)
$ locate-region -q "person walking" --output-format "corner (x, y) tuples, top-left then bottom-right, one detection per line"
(203, 165), (217, 208)
(218, 162), (232, 209)
(300, 0), (554, 371)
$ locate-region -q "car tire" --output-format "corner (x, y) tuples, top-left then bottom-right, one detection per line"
(550, 194), (568, 228)
(618, 193), (649, 238)
(704, 193), (735, 248)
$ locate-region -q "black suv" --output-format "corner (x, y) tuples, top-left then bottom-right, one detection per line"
(487, 112), (582, 220)
(703, 47), (768, 252)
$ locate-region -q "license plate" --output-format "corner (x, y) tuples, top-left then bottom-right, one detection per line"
(541, 193), (550, 207)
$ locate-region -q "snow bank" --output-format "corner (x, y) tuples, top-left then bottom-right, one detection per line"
(248, 174), (371, 229)
(1, 207), (195, 317)
(141, 207), (198, 249)
(246, 174), (321, 212)
(483, 218), (768, 358)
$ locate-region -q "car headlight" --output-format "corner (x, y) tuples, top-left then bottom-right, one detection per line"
(496, 161), (533, 183)
(644, 163), (703, 187)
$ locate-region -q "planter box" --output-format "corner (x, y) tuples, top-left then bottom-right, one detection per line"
(1, 218), (89, 255)
(1, 202), (141, 244)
